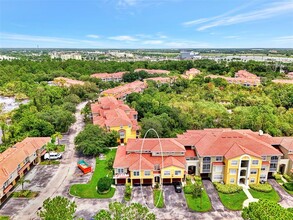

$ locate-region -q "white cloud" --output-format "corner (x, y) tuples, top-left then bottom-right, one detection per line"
(142, 40), (164, 45)
(109, 35), (138, 41)
(118, 0), (138, 7)
(86, 34), (100, 39)
(183, 1), (293, 31)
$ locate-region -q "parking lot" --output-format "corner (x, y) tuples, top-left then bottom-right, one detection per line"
(131, 186), (154, 209)
(163, 185), (187, 210)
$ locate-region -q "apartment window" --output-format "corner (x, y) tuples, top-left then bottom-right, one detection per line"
(250, 178), (255, 183)
(154, 164), (160, 170)
(231, 160), (238, 166)
(250, 169), (257, 175)
(261, 156), (266, 161)
(144, 170), (151, 176)
(271, 156), (278, 162)
(203, 157), (211, 163)
(214, 166), (222, 172)
(216, 156), (223, 162)
(252, 160), (259, 165)
(261, 166), (266, 171)
(214, 175), (223, 180)
(133, 171), (140, 176)
(260, 174), (266, 180)
(117, 168), (124, 174)
(230, 169), (237, 175)
(230, 178), (235, 183)
(164, 170), (170, 176)
(202, 164), (210, 172)
(175, 170), (181, 176)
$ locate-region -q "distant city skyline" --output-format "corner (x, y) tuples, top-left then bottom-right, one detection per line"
(0, 0), (293, 48)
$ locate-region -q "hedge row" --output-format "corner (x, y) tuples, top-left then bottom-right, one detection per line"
(283, 174), (293, 182)
(284, 182), (293, 191)
(273, 173), (282, 180)
(249, 183), (272, 192)
(214, 182), (242, 194)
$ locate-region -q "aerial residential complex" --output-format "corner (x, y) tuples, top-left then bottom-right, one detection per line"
(101, 81), (147, 100)
(91, 72), (126, 82)
(134, 68), (170, 75)
(0, 137), (51, 206)
(113, 128), (293, 186)
(53, 77), (85, 87)
(91, 96), (140, 143)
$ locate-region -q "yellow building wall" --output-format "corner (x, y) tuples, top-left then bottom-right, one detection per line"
(130, 170), (154, 179)
(110, 125), (137, 143)
(161, 166), (185, 180)
(224, 155), (262, 185)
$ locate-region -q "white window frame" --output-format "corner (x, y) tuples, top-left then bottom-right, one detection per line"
(117, 168), (124, 174)
(250, 178), (255, 183)
(215, 156), (223, 162)
(231, 160), (238, 166)
(250, 169), (257, 175)
(164, 170), (170, 176)
(230, 169), (237, 175)
(133, 171), (140, 176)
(175, 170), (181, 176)
(230, 178), (235, 183)
(214, 166), (222, 172)
(261, 166), (266, 171)
(213, 174), (223, 180)
(144, 170), (151, 176)
(252, 160), (259, 165)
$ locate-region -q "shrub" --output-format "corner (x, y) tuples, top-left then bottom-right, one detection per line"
(184, 184), (195, 194)
(283, 174), (293, 182)
(194, 176), (202, 182)
(284, 182), (293, 191)
(124, 183), (132, 201)
(249, 183), (272, 192)
(214, 182), (242, 194)
(97, 177), (112, 193)
(273, 173), (282, 180)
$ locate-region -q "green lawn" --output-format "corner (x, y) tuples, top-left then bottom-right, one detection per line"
(218, 190), (247, 210)
(39, 160), (60, 165)
(0, 216), (10, 220)
(153, 189), (164, 208)
(69, 149), (116, 198)
(185, 190), (212, 212)
(56, 145), (65, 152)
(249, 188), (280, 203)
(12, 190), (39, 199)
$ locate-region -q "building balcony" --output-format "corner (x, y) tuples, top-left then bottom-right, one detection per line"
(269, 168), (277, 172)
(202, 169), (211, 173)
(113, 173), (129, 179)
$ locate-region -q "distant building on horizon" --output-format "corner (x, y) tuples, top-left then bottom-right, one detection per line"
(180, 51), (201, 60)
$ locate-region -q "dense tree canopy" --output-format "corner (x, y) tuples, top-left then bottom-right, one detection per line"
(38, 196), (77, 220)
(242, 200), (293, 220)
(74, 124), (119, 156)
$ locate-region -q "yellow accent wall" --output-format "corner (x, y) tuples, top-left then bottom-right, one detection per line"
(130, 170), (154, 179)
(223, 155), (262, 185)
(161, 166), (185, 179)
(110, 125), (137, 143)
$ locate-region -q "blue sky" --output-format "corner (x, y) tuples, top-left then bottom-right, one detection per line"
(0, 0), (293, 48)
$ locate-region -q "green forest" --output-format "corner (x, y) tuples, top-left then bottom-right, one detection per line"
(0, 59), (292, 152)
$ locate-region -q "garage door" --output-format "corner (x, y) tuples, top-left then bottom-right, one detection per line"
(132, 179), (141, 185)
(117, 179), (126, 185)
(162, 178), (171, 184)
(172, 178), (181, 183)
(143, 179), (152, 185)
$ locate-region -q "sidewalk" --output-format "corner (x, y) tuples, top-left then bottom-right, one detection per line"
(242, 186), (258, 208)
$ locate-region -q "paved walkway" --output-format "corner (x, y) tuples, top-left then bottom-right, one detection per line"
(242, 186), (258, 208)
(13, 101), (88, 220)
(202, 180), (225, 211)
(268, 179), (293, 208)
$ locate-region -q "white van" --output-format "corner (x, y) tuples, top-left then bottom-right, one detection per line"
(44, 152), (62, 160)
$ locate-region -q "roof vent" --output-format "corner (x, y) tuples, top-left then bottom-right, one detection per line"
(259, 130), (263, 136)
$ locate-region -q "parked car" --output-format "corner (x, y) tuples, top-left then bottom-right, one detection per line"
(174, 182), (182, 193)
(44, 152), (62, 160)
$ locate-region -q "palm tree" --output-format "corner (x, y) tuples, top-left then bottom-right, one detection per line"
(52, 132), (63, 145)
(19, 176), (31, 191)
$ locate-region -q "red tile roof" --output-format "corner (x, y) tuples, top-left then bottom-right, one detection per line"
(54, 77), (85, 87)
(177, 129), (282, 159)
(262, 161), (270, 165)
(235, 70), (258, 79)
(184, 68), (201, 76)
(272, 79), (293, 84)
(207, 75), (261, 86)
(185, 149), (196, 157)
(272, 137), (293, 151)
(134, 69), (170, 74)
(0, 137), (51, 187)
(101, 81), (147, 99)
(91, 97), (139, 131)
(144, 77), (171, 84)
(126, 138), (185, 153)
(91, 72), (126, 80)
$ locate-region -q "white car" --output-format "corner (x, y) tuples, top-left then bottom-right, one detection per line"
(44, 152), (62, 160)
